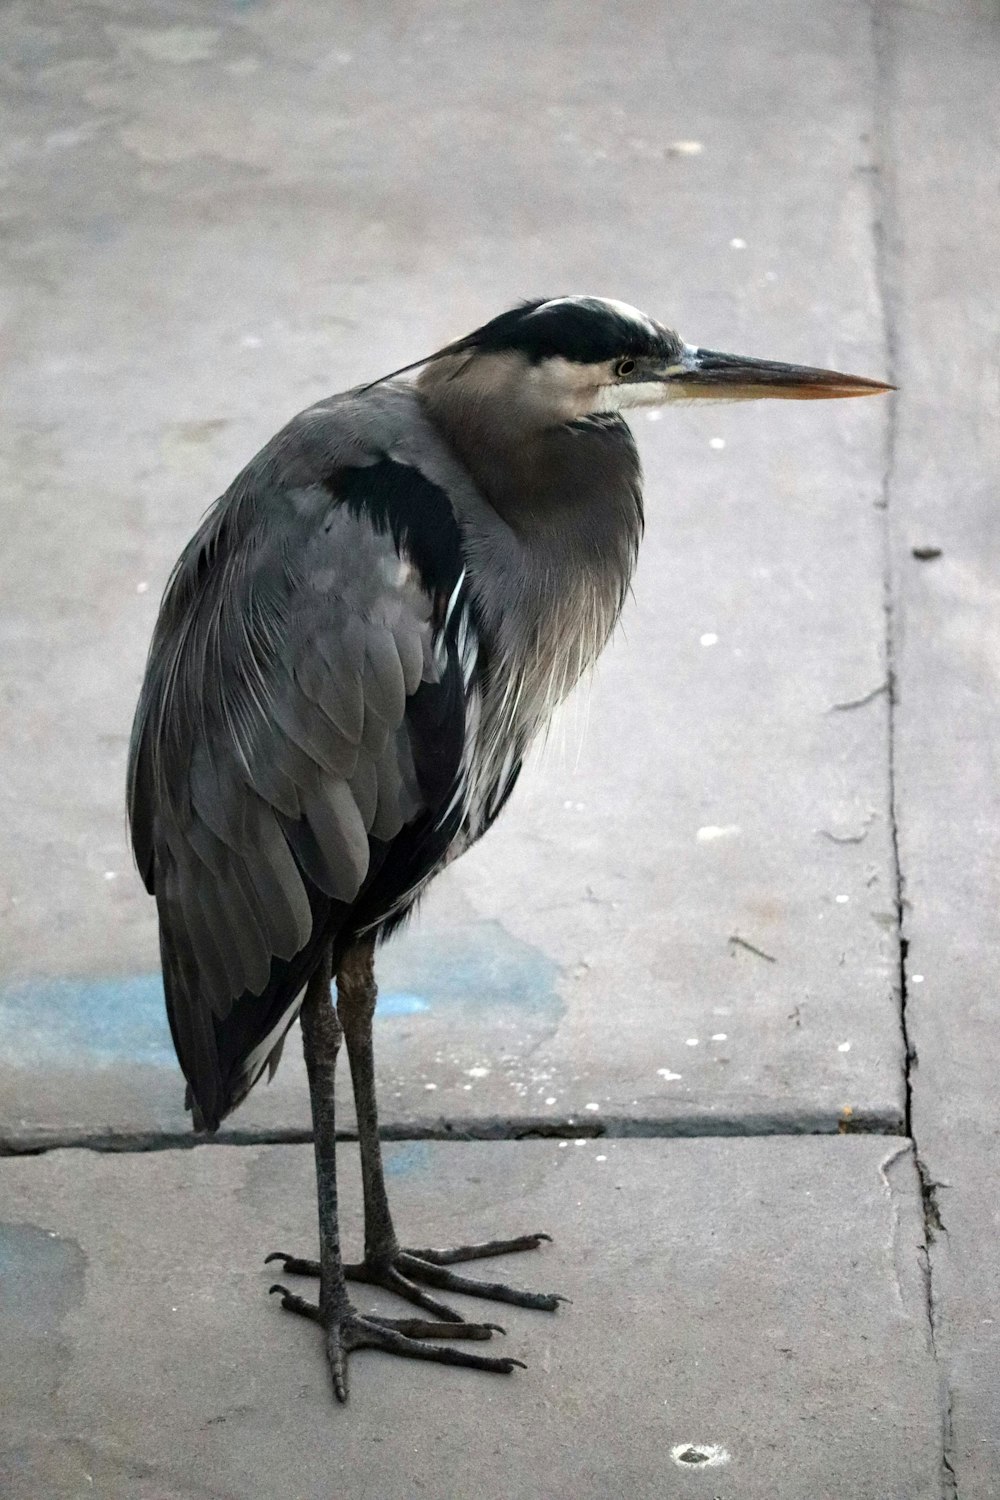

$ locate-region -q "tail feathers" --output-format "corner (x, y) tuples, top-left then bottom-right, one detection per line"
(158, 872), (227, 1133)
(166, 885), (337, 1132)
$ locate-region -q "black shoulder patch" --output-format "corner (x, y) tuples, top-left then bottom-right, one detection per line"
(332, 458), (464, 596)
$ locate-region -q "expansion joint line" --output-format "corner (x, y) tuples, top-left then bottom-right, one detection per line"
(869, 6), (957, 1496)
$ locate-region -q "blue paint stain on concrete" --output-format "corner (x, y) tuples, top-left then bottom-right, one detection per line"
(0, 919), (559, 1070)
(377, 992), (429, 1018)
(0, 974), (428, 1069)
(384, 1141), (432, 1179)
(0, 974), (175, 1069)
(376, 920), (560, 1021)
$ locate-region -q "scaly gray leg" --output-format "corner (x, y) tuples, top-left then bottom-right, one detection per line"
(267, 941), (563, 1326)
(267, 944), (520, 1400)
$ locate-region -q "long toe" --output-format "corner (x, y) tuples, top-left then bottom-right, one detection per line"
(397, 1251), (565, 1311)
(343, 1315), (525, 1376)
(405, 1233), (552, 1265)
(344, 1257), (468, 1323)
(366, 1314), (503, 1341)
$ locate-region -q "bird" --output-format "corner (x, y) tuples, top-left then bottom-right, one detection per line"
(127, 294), (891, 1400)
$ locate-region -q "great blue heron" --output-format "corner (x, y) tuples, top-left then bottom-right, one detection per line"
(127, 295), (890, 1399)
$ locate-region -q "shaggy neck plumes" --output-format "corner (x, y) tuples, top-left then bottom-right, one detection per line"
(416, 353), (644, 790)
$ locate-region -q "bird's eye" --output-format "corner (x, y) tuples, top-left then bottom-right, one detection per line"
(614, 358), (636, 377)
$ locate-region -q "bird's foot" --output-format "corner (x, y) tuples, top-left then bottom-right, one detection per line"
(266, 1232), (564, 1323)
(268, 1284), (523, 1401)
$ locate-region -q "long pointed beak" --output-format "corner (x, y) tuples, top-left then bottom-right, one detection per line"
(669, 345), (894, 401)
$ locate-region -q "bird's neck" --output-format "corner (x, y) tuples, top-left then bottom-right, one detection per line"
(416, 368), (644, 736)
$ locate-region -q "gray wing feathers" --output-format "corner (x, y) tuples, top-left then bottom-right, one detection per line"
(128, 430), (442, 1083)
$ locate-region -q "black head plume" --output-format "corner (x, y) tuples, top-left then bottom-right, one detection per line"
(452, 297), (674, 365)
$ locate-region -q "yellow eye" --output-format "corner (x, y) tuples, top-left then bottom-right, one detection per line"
(615, 358), (636, 377)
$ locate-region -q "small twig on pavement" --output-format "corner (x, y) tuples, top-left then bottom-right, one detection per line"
(826, 681), (889, 712)
(728, 934), (777, 964)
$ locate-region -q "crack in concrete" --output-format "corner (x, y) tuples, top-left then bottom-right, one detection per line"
(870, 4), (957, 1494)
(0, 1110), (904, 1157)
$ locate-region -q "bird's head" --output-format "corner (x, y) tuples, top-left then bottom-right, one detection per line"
(411, 295), (892, 426)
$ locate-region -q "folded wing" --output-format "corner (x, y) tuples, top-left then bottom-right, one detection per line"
(128, 421), (474, 1129)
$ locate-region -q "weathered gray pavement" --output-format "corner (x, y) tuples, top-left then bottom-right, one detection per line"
(1, 1139), (940, 1500)
(1, 0), (997, 1494)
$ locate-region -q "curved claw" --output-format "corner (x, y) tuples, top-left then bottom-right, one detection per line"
(269, 1283), (322, 1323)
(265, 1251), (320, 1276)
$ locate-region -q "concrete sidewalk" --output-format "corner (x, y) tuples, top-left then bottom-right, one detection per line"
(1, 1139), (940, 1500)
(1, 0), (998, 1495)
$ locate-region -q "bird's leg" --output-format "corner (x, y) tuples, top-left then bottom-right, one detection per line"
(340, 941), (403, 1267)
(267, 945), (522, 1400)
(270, 940), (563, 1322)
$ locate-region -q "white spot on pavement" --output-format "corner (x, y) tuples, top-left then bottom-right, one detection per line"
(545, 1096), (557, 1106)
(103, 871), (117, 881)
(584, 1102), (600, 1112)
(666, 140), (703, 156)
(595, 1154), (607, 1162)
(708, 436), (726, 450)
(135, 580), (149, 594)
(912, 973), (924, 983)
(685, 1037), (699, 1047)
(838, 1041), (851, 1053)
(730, 236), (747, 249)
(696, 824), (741, 843)
(424, 1082), (438, 1090)
(574, 1138), (587, 1146)
(657, 1068), (682, 1081)
(700, 631), (719, 646)
(465, 1066), (490, 1078)
(835, 893), (850, 904)
(711, 1033), (728, 1042)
